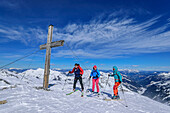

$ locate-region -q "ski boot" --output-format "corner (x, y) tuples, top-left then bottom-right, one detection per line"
(112, 95), (120, 99)
(112, 95), (117, 99)
(81, 91), (84, 97)
(116, 95), (120, 100)
(97, 92), (100, 97)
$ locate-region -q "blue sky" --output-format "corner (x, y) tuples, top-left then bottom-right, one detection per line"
(0, 0), (170, 71)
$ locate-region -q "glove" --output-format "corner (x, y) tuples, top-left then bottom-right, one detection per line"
(119, 80), (122, 83)
(108, 73), (112, 76)
(80, 74), (82, 78)
(88, 76), (91, 80)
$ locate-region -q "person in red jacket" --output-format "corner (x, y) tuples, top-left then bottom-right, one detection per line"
(69, 63), (84, 92)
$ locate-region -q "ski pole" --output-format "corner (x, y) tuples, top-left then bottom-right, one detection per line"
(85, 76), (91, 93)
(83, 76), (89, 85)
(102, 76), (110, 96)
(99, 82), (103, 88)
(120, 83), (128, 107)
(62, 74), (69, 90)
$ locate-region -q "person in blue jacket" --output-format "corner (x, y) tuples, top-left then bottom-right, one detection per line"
(89, 65), (100, 94)
(108, 66), (122, 99)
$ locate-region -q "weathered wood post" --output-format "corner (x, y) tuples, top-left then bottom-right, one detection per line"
(43, 25), (53, 89)
(39, 25), (64, 89)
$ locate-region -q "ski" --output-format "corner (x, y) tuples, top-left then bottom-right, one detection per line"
(66, 89), (78, 95)
(104, 98), (123, 101)
(86, 94), (94, 97)
(86, 92), (94, 97)
(0, 100), (7, 104)
(86, 92), (100, 97)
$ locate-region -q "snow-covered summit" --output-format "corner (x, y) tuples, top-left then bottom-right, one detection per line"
(0, 69), (170, 113)
(158, 72), (170, 78)
(119, 69), (140, 73)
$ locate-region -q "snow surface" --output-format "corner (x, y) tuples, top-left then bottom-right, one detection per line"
(119, 69), (139, 73)
(0, 69), (170, 113)
(158, 72), (170, 78)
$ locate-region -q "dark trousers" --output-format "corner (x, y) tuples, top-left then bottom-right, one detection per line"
(73, 77), (84, 90)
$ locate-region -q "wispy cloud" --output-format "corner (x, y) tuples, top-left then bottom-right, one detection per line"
(51, 14), (170, 58)
(0, 26), (46, 45)
(168, 18), (170, 25)
(0, 0), (20, 9)
(3, 55), (23, 58)
(131, 65), (139, 67)
(0, 12), (170, 59)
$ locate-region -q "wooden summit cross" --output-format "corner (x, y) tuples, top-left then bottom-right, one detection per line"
(40, 25), (64, 89)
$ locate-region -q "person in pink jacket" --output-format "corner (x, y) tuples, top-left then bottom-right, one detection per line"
(89, 65), (100, 95)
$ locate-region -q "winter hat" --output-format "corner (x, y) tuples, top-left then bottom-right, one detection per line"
(93, 65), (97, 69)
(75, 63), (79, 66)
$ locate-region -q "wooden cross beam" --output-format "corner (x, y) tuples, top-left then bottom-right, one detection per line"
(40, 40), (64, 50)
(40, 25), (64, 89)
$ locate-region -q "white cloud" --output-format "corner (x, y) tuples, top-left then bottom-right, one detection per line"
(0, 12), (170, 59)
(100, 64), (105, 66)
(3, 55), (23, 58)
(168, 18), (170, 25)
(51, 14), (170, 58)
(0, 0), (20, 9)
(0, 26), (46, 45)
(131, 65), (139, 67)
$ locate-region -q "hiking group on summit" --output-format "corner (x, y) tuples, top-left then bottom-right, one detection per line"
(69, 63), (123, 99)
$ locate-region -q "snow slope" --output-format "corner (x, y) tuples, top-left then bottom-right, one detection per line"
(0, 69), (170, 113)
(139, 72), (170, 105)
